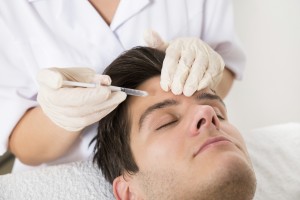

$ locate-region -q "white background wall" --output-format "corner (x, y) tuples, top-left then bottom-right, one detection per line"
(225, 0), (300, 131)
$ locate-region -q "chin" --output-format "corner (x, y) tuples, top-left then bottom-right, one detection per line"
(208, 152), (257, 200)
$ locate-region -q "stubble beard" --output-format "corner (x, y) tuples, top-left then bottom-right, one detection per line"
(135, 162), (256, 200)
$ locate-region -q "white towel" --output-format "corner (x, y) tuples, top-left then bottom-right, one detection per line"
(0, 160), (114, 200)
(243, 122), (300, 200)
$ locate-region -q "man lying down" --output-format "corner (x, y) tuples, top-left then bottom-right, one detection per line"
(92, 47), (256, 200)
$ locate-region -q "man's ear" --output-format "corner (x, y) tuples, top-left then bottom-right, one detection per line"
(113, 175), (141, 200)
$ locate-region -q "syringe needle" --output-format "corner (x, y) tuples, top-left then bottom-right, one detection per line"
(62, 81), (148, 97)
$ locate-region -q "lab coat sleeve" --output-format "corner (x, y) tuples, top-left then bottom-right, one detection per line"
(202, 0), (246, 80)
(0, 6), (39, 155)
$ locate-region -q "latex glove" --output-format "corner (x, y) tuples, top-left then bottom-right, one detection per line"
(37, 67), (127, 132)
(144, 30), (225, 96)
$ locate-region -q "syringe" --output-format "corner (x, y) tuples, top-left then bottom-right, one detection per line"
(62, 80), (148, 97)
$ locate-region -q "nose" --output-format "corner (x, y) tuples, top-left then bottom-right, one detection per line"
(188, 105), (221, 136)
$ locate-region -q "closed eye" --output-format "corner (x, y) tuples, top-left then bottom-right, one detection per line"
(216, 114), (225, 120)
(213, 107), (226, 120)
(156, 120), (178, 130)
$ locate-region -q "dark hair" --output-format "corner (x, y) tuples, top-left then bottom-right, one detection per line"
(92, 47), (165, 184)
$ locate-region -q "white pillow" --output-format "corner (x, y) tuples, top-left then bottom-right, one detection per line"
(0, 160), (114, 200)
(243, 122), (300, 200)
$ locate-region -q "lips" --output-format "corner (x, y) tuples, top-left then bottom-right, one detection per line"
(193, 136), (232, 157)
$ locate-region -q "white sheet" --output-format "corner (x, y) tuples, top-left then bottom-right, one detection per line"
(242, 122), (300, 200)
(0, 160), (114, 200)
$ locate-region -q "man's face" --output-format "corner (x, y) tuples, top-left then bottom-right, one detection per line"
(125, 77), (256, 200)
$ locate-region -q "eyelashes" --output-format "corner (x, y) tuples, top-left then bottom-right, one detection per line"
(156, 120), (178, 130)
(155, 109), (225, 131)
(216, 114), (225, 121)
(216, 113), (225, 120)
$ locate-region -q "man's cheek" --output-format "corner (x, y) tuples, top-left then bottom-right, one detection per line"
(220, 122), (241, 137)
(220, 122), (248, 154)
(138, 140), (175, 169)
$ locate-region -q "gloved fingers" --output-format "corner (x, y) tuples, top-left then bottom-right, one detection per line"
(197, 51), (225, 91)
(78, 91), (126, 116)
(37, 68), (65, 89)
(37, 67), (97, 89)
(43, 91), (126, 117)
(40, 85), (111, 107)
(55, 67), (96, 83)
(197, 67), (223, 90)
(81, 101), (120, 125)
(183, 54), (209, 96)
(170, 50), (195, 95)
(209, 48), (225, 75)
(160, 47), (181, 91)
(82, 104), (119, 125)
(95, 91), (127, 109)
(56, 93), (125, 130)
(62, 104), (119, 132)
(196, 61), (219, 91)
(44, 110), (88, 132)
(196, 72), (212, 92)
(38, 93), (125, 132)
(143, 29), (169, 51)
(205, 44), (225, 73)
(59, 105), (116, 130)
(92, 74), (112, 86)
(37, 102), (82, 132)
(37, 80), (126, 132)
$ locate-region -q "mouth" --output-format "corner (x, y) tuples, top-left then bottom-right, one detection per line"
(193, 136), (232, 157)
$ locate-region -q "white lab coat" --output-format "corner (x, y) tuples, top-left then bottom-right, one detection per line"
(0, 0), (245, 172)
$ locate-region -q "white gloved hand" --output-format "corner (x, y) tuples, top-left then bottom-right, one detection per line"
(37, 67), (127, 132)
(144, 30), (225, 96)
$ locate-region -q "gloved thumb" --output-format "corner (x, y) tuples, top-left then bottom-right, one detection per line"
(143, 29), (169, 51)
(37, 68), (64, 89)
(37, 67), (96, 89)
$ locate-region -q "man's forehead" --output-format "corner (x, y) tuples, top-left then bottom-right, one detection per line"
(128, 76), (216, 116)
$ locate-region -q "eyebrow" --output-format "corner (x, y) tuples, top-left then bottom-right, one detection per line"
(138, 92), (225, 130)
(139, 99), (178, 130)
(196, 92), (226, 107)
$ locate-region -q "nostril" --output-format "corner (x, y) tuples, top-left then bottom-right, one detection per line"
(212, 116), (216, 126)
(197, 118), (206, 129)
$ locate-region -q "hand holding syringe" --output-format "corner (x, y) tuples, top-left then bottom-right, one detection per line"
(36, 67), (146, 132)
(62, 80), (148, 97)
